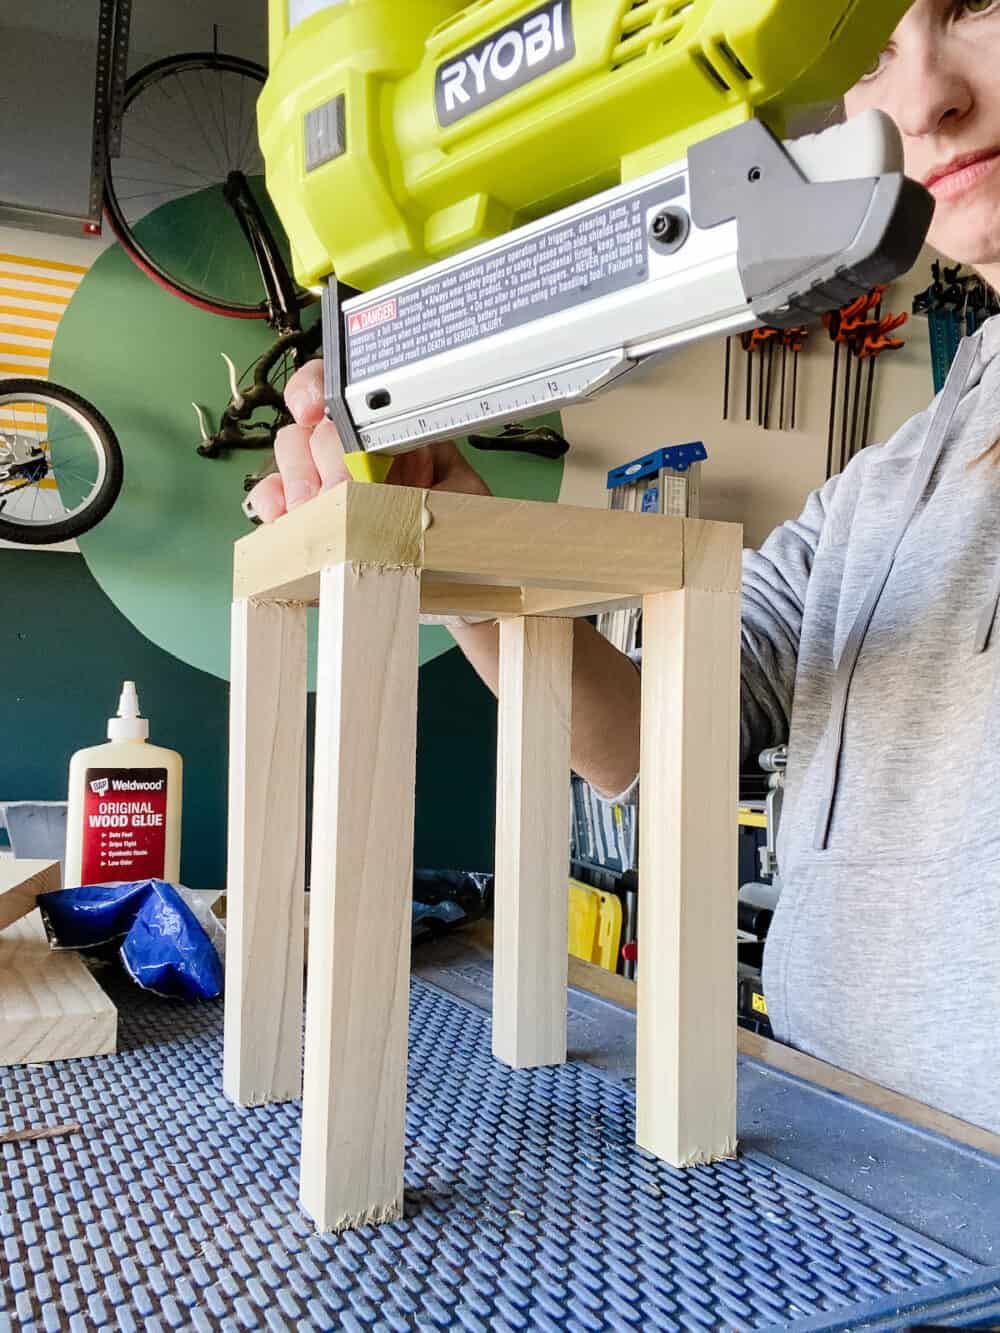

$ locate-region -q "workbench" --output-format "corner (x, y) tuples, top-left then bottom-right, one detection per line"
(2, 929), (999, 1331)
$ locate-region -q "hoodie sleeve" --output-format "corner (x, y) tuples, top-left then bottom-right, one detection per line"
(740, 475), (838, 765)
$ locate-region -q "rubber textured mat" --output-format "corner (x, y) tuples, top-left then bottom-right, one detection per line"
(1, 977), (998, 1332)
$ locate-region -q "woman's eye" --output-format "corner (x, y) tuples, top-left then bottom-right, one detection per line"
(960, 0), (1000, 16)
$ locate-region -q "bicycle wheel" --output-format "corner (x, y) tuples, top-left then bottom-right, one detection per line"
(0, 380), (124, 545)
(104, 52), (307, 319)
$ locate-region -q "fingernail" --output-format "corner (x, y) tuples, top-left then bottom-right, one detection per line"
(286, 389), (307, 420)
(285, 480), (317, 509)
(288, 378), (323, 419)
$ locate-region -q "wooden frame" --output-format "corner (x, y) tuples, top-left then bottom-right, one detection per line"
(1, 860), (117, 1068)
(225, 480), (741, 1231)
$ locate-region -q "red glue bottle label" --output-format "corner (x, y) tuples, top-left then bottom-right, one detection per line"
(81, 767), (169, 883)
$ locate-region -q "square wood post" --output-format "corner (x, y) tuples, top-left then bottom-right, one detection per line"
(224, 599), (307, 1108)
(635, 522), (741, 1166)
(493, 616), (573, 1068)
(299, 561), (420, 1232)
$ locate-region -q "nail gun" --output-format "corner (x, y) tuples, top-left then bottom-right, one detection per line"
(259, 0), (931, 482)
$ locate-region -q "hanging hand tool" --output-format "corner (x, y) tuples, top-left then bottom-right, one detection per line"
(763, 334), (778, 430)
(783, 327), (808, 430)
(856, 292), (886, 459)
(723, 336), (733, 420)
(846, 295), (882, 463)
(778, 332), (789, 430)
(913, 262), (1000, 391)
(745, 326), (780, 428)
(824, 309), (842, 476)
(857, 312), (908, 451)
(740, 331), (755, 422)
(824, 291), (879, 478)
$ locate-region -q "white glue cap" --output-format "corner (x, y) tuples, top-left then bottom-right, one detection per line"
(107, 680), (150, 742)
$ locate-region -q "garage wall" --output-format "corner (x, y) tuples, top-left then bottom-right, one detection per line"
(2, 0), (267, 228)
(561, 245), (944, 548)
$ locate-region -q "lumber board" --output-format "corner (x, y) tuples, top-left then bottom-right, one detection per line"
(233, 482), (684, 603)
(636, 579), (740, 1167)
(519, 587), (641, 617)
(300, 562), (419, 1232)
(224, 599), (307, 1107)
(420, 580), (525, 619)
(421, 491), (684, 592)
(418, 580), (640, 620)
(493, 617), (573, 1068)
(0, 858), (60, 931)
(682, 518), (743, 592)
(0, 911), (116, 1067)
(737, 1028), (1000, 1158)
(233, 483), (424, 602)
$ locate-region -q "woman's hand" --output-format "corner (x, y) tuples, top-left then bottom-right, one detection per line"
(248, 359), (491, 523)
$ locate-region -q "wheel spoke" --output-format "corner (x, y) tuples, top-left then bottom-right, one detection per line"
(176, 72), (228, 177)
(119, 132), (216, 188)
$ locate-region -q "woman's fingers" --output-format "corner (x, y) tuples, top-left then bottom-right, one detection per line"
(284, 359), (325, 426)
(247, 472), (287, 524)
(274, 423), (322, 508)
(309, 417), (351, 489)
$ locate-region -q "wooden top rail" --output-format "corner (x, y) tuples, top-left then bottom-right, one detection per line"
(233, 481), (741, 611)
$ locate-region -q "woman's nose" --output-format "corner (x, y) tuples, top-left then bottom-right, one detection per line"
(890, 44), (974, 141)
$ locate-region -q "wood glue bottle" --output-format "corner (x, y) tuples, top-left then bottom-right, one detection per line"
(64, 681), (183, 887)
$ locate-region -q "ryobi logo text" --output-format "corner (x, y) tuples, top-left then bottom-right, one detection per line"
(436, 1), (574, 127)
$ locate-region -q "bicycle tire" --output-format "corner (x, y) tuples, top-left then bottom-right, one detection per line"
(0, 380), (124, 545)
(104, 52), (310, 320)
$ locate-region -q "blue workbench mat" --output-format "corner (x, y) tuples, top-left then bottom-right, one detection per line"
(2, 977), (999, 1331)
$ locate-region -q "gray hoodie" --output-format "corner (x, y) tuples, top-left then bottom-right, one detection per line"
(742, 315), (1000, 1130)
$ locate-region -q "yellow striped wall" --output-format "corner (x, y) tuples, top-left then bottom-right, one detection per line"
(0, 250), (87, 379)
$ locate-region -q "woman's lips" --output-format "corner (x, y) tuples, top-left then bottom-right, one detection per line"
(925, 151), (1000, 202)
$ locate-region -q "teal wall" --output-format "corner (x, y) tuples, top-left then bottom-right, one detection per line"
(0, 548), (500, 886)
(48, 207), (564, 682)
(0, 550), (229, 887)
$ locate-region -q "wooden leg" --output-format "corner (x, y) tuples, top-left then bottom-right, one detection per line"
(493, 616), (573, 1069)
(636, 585), (740, 1166)
(224, 599), (307, 1107)
(300, 562), (420, 1232)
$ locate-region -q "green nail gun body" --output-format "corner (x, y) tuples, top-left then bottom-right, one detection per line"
(260, 0), (929, 481)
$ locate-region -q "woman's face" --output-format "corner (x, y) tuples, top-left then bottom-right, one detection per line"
(845, 0), (1000, 271)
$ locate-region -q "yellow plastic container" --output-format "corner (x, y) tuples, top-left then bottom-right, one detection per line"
(568, 877), (623, 972)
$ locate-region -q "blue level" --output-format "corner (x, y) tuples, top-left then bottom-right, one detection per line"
(607, 441), (708, 492)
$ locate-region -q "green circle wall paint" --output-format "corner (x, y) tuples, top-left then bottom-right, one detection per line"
(50, 213), (564, 681)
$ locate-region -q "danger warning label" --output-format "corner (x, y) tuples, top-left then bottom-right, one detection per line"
(347, 298), (397, 337)
(344, 179), (683, 384)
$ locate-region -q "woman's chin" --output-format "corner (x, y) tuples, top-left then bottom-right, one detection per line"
(928, 206), (1000, 270)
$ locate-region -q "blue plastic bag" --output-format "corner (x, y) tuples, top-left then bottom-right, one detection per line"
(39, 879), (223, 1001)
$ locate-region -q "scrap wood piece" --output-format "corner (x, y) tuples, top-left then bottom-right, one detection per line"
(0, 910), (116, 1068)
(0, 1121), (81, 1145)
(0, 858), (60, 931)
